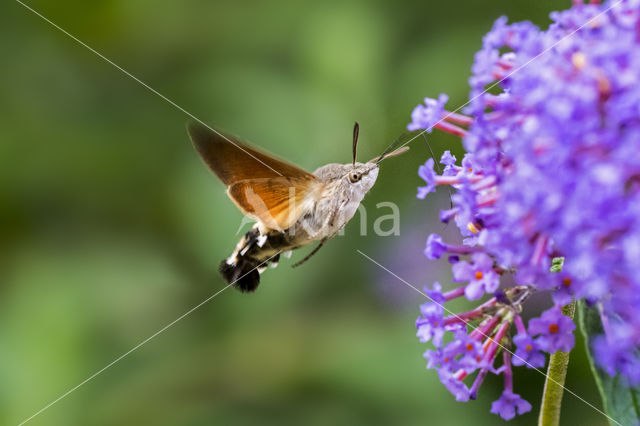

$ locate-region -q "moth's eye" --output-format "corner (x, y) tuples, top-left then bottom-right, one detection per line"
(349, 172), (361, 183)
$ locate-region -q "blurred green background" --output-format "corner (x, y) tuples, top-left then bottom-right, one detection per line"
(2, 0), (607, 425)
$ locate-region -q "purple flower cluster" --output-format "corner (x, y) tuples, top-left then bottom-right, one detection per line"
(410, 0), (640, 419)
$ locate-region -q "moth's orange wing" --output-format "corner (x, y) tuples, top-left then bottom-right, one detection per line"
(187, 121), (316, 183)
(187, 121), (321, 231)
(228, 177), (320, 231)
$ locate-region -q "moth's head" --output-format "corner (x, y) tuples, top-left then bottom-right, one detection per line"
(345, 161), (379, 193)
(337, 121), (406, 196)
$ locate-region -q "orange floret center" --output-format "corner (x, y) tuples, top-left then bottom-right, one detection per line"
(467, 222), (480, 235)
(572, 51), (586, 70)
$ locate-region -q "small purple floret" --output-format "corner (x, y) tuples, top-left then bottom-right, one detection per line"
(490, 391), (532, 420)
(528, 307), (575, 353)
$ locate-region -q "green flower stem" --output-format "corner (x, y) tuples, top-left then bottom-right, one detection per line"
(538, 300), (576, 426)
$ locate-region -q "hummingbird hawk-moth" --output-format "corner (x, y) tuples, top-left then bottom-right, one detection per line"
(187, 121), (408, 292)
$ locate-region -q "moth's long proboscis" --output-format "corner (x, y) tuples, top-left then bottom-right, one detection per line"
(373, 131), (415, 164)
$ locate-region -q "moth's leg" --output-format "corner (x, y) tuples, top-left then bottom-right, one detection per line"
(291, 238), (327, 268)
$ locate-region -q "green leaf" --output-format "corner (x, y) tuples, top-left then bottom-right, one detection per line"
(578, 300), (640, 426)
(550, 256), (565, 273)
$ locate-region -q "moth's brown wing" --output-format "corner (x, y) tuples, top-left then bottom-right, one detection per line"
(187, 121), (316, 184)
(228, 177), (321, 231)
(187, 121), (321, 231)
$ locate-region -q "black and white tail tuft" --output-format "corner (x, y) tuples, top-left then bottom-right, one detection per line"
(219, 256), (261, 292)
(218, 228), (281, 292)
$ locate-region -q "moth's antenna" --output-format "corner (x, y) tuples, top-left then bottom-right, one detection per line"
(421, 132), (453, 208)
(352, 122), (359, 166)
